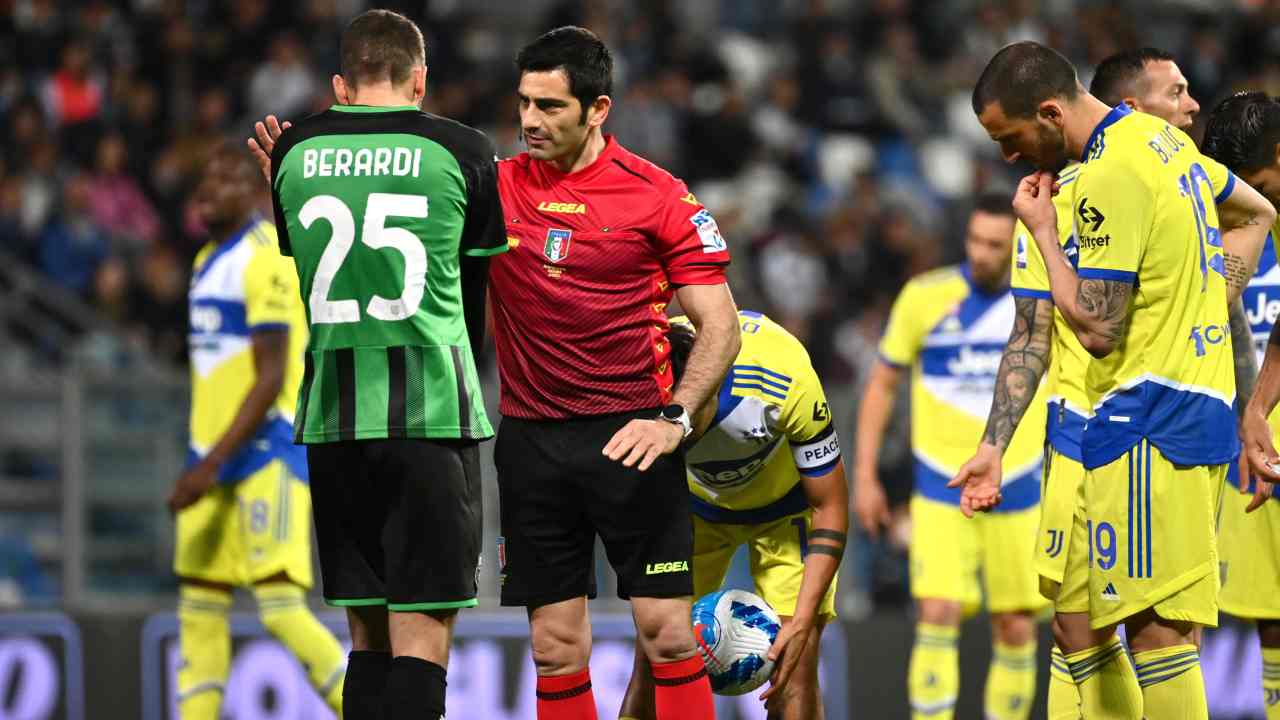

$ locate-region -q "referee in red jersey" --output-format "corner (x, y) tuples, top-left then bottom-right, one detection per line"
(492, 27), (740, 720)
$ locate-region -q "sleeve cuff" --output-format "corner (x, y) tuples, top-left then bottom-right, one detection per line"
(463, 244), (510, 257)
(667, 264), (728, 286)
(1078, 267), (1138, 284)
(877, 352), (909, 370)
(249, 322), (290, 333)
(1011, 288), (1053, 301)
(1215, 172), (1237, 205)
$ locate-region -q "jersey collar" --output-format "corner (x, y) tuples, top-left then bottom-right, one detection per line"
(192, 214), (263, 285)
(328, 104), (420, 113)
(960, 262), (1008, 298)
(1081, 103), (1132, 162)
(535, 134), (621, 183)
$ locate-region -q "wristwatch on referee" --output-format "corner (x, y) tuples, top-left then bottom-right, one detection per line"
(659, 404), (693, 438)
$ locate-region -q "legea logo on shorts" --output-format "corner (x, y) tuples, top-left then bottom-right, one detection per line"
(645, 560), (689, 575)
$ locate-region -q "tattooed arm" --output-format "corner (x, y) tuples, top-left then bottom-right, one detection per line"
(1013, 172), (1133, 358)
(1216, 178), (1274, 304)
(981, 296), (1055, 450)
(1230, 298), (1258, 419)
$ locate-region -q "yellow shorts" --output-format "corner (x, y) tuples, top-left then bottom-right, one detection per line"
(1218, 476), (1280, 619)
(692, 511), (838, 620)
(174, 459), (314, 588)
(909, 495), (1048, 614)
(1037, 447), (1086, 602)
(1078, 439), (1223, 630)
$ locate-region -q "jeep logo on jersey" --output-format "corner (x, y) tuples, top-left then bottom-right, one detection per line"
(1077, 197), (1106, 232)
(946, 346), (1003, 376)
(689, 209), (727, 253)
(537, 201), (587, 214)
(543, 229), (572, 263)
(191, 305), (222, 333)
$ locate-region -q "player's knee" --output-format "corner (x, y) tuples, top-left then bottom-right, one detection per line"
(529, 615), (592, 674)
(917, 599), (962, 627)
(634, 611), (697, 663)
(991, 611), (1036, 646)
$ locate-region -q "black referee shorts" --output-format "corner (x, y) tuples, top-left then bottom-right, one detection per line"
(307, 438), (482, 611)
(495, 408), (693, 607)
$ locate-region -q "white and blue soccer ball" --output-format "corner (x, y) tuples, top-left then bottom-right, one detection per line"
(690, 588), (782, 695)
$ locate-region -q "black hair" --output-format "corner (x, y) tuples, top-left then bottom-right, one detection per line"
(972, 41), (1080, 119)
(1202, 91), (1280, 174)
(340, 9), (425, 89)
(516, 26), (613, 124)
(1089, 48), (1175, 107)
(973, 191), (1014, 218)
(668, 322), (696, 386)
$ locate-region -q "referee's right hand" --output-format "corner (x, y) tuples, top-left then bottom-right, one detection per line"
(603, 418), (684, 471)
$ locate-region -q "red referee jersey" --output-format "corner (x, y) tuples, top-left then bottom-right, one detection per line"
(490, 135), (731, 420)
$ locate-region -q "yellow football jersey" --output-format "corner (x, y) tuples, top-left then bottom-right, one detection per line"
(1011, 161), (1092, 462)
(879, 265), (1047, 511)
(1070, 105), (1239, 469)
(671, 312), (841, 520)
(188, 216), (309, 483)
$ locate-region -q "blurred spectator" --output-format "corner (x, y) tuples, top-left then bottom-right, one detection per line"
(246, 32), (318, 124)
(42, 41), (105, 159)
(87, 133), (162, 250)
(39, 173), (109, 297)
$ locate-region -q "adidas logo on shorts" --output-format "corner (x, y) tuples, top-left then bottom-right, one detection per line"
(1100, 582), (1120, 601)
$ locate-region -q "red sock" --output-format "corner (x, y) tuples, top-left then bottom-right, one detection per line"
(536, 668), (597, 720)
(653, 655), (715, 720)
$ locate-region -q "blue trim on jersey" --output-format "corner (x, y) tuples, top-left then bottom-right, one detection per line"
(1057, 174), (1079, 187)
(189, 298), (250, 337)
(710, 376), (744, 429)
(187, 416), (308, 485)
(1215, 173), (1237, 205)
(730, 370), (789, 393)
(1082, 382), (1239, 469)
(733, 365), (793, 383)
(1077, 268), (1138, 284)
(1082, 104), (1133, 162)
(739, 310), (764, 319)
(1011, 288), (1052, 300)
(731, 382), (787, 401)
(690, 482), (808, 524)
(249, 322), (290, 333)
(913, 458), (1041, 512)
(190, 216), (263, 286)
(1047, 400), (1087, 463)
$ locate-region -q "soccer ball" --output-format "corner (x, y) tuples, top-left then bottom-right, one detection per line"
(690, 588), (782, 695)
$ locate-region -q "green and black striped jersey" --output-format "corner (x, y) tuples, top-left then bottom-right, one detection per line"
(270, 104), (506, 443)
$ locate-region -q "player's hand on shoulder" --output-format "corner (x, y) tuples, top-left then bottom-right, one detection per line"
(246, 115), (292, 185)
(602, 418), (684, 471)
(1012, 171), (1058, 238)
(948, 443), (1004, 518)
(167, 461), (219, 514)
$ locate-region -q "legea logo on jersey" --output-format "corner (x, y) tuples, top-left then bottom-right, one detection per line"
(537, 201), (587, 214)
(543, 229), (572, 263)
(191, 305), (223, 333)
(946, 346), (1003, 376)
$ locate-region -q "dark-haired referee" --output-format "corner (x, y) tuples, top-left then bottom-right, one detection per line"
(492, 26), (739, 720)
